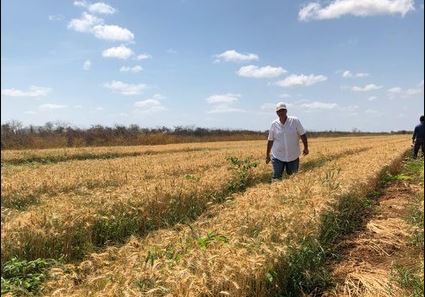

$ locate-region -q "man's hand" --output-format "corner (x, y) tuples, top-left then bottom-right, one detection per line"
(266, 156), (271, 164)
(303, 148), (309, 156)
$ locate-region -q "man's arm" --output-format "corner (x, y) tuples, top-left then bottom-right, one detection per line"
(266, 140), (273, 164)
(413, 127), (417, 143)
(300, 134), (309, 155)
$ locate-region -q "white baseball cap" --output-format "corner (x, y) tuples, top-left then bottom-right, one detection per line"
(275, 102), (287, 112)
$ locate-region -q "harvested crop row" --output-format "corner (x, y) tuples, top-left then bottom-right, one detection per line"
(1, 145), (266, 210)
(0, 138), (384, 264)
(41, 136), (409, 297)
(1, 141), (265, 165)
(0, 136), (379, 212)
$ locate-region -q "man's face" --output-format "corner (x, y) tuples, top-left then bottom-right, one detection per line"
(276, 109), (287, 118)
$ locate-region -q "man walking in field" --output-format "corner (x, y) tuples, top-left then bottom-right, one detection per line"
(412, 115), (424, 159)
(266, 102), (309, 181)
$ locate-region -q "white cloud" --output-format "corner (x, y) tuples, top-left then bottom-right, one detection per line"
(24, 111), (36, 115)
(352, 84), (383, 92)
(73, 0), (87, 7)
(365, 109), (383, 116)
(214, 50), (259, 63)
(368, 96), (378, 101)
(260, 103), (277, 112)
(208, 106), (246, 114)
(405, 88), (423, 96)
(104, 80), (147, 95)
(68, 12), (103, 33)
(166, 48), (178, 54)
(73, 105), (83, 109)
(388, 87), (403, 93)
(136, 53), (152, 60)
(102, 45), (134, 59)
(276, 74), (328, 87)
(134, 99), (166, 113)
(206, 93), (245, 113)
(95, 106), (104, 111)
(83, 59), (91, 71)
(92, 25), (134, 41)
(299, 0), (415, 21)
(120, 65), (143, 73)
(300, 101), (338, 110)
(48, 15), (64, 21)
(88, 2), (116, 14)
(68, 12), (133, 42)
(39, 104), (67, 111)
(342, 70), (370, 78)
(279, 93), (291, 99)
(2, 86), (51, 97)
(237, 65), (287, 78)
(387, 83), (424, 98)
(206, 93), (241, 104)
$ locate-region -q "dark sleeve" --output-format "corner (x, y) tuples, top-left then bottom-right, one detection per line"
(413, 127), (417, 139)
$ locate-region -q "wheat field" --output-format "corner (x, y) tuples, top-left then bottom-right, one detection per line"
(1, 135), (411, 296)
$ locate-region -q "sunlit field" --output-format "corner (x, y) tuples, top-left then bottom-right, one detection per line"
(1, 135), (411, 296)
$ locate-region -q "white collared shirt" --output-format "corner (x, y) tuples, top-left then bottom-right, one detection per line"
(268, 116), (306, 162)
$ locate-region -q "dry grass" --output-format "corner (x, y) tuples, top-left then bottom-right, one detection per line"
(30, 136), (410, 297)
(1, 137), (388, 265)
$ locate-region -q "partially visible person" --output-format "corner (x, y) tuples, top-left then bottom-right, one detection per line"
(412, 115), (424, 159)
(266, 102), (309, 181)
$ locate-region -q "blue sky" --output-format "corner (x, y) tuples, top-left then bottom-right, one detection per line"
(1, 0), (424, 132)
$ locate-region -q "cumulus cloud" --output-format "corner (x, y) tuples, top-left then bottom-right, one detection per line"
(104, 80), (147, 95)
(134, 99), (166, 113)
(387, 82), (424, 98)
(300, 101), (338, 110)
(342, 70), (370, 78)
(276, 74), (328, 87)
(352, 84), (383, 92)
(102, 45), (134, 59)
(68, 12), (103, 33)
(368, 96), (378, 101)
(92, 25), (134, 41)
(365, 109), (384, 116)
(73, 0), (87, 7)
(120, 65), (143, 73)
(388, 87), (403, 93)
(38, 104), (67, 111)
(206, 93), (245, 113)
(299, 0), (415, 21)
(2, 86), (51, 97)
(237, 65), (287, 78)
(136, 53), (152, 60)
(214, 50), (259, 63)
(88, 2), (116, 14)
(68, 11), (134, 42)
(83, 59), (91, 71)
(206, 93), (241, 104)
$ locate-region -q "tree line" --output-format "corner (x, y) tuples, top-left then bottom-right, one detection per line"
(1, 120), (411, 150)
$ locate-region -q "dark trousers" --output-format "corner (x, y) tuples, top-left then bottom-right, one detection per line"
(413, 140), (424, 159)
(271, 157), (299, 180)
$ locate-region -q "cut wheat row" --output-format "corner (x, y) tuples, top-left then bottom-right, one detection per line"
(0, 136), (382, 164)
(1, 140), (267, 165)
(1, 144), (267, 210)
(41, 136), (409, 297)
